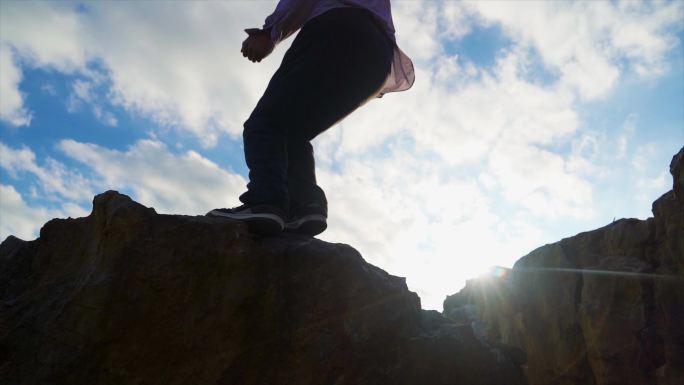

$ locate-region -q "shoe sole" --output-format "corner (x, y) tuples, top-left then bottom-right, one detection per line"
(284, 214), (327, 236)
(207, 210), (284, 235)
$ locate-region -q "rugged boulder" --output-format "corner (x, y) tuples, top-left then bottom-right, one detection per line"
(0, 191), (526, 385)
(444, 147), (684, 385)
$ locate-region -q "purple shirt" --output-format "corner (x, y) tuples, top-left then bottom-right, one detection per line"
(261, 0), (414, 97)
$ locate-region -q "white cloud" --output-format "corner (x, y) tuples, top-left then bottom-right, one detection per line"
(638, 171), (669, 191)
(0, 44), (31, 125)
(392, 1), (442, 65)
(0, 1), (86, 71)
(629, 143), (675, 215)
(324, 45), (579, 166)
(68, 78), (118, 126)
(486, 143), (594, 219)
(0, 0), (87, 126)
(91, 105), (118, 127)
(463, 0), (684, 99)
(0, 1), (280, 140)
(40, 82), (57, 96)
(1, 0), (680, 136)
(79, 1), (283, 146)
(1, 138), (247, 240)
(0, 184), (86, 241)
(73, 79), (93, 102)
(0, 1), (89, 126)
(315, 138), (591, 308)
(0, 184), (52, 240)
(323, 44), (589, 224)
(0, 142), (95, 201)
(58, 139), (247, 215)
(566, 114), (637, 178)
(610, 1), (683, 76)
(439, 1), (475, 41)
(632, 142), (660, 172)
(316, 144), (548, 309)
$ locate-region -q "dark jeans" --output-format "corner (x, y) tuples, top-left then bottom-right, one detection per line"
(239, 7), (394, 214)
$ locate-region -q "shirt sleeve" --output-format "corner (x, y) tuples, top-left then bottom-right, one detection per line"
(262, 0), (318, 44)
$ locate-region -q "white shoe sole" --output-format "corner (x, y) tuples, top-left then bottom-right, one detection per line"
(208, 209), (284, 234)
(285, 214), (327, 236)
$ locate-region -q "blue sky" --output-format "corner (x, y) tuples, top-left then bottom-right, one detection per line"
(1, 1), (683, 310)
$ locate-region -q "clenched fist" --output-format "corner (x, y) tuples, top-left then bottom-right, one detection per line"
(241, 28), (275, 63)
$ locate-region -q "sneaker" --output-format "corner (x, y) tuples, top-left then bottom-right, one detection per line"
(284, 204), (327, 236)
(207, 204), (285, 235)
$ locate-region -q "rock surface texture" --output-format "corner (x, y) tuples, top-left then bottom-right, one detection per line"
(444, 147), (684, 385)
(0, 192), (526, 385)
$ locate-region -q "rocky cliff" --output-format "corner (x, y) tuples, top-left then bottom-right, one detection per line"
(0, 191), (526, 385)
(444, 147), (684, 385)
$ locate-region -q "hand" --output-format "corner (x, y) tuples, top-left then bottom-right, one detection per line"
(241, 28), (275, 63)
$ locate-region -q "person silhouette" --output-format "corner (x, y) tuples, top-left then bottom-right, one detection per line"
(208, 0), (414, 235)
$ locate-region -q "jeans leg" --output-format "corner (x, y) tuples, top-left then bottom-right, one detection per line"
(287, 138), (327, 214)
(239, 8), (393, 212)
(239, 114), (289, 210)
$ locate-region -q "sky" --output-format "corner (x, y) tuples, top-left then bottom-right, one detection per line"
(1, 0), (683, 310)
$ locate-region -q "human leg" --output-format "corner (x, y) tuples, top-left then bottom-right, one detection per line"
(227, 7), (393, 234)
(282, 8), (394, 234)
(286, 139), (327, 211)
(284, 138), (328, 235)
